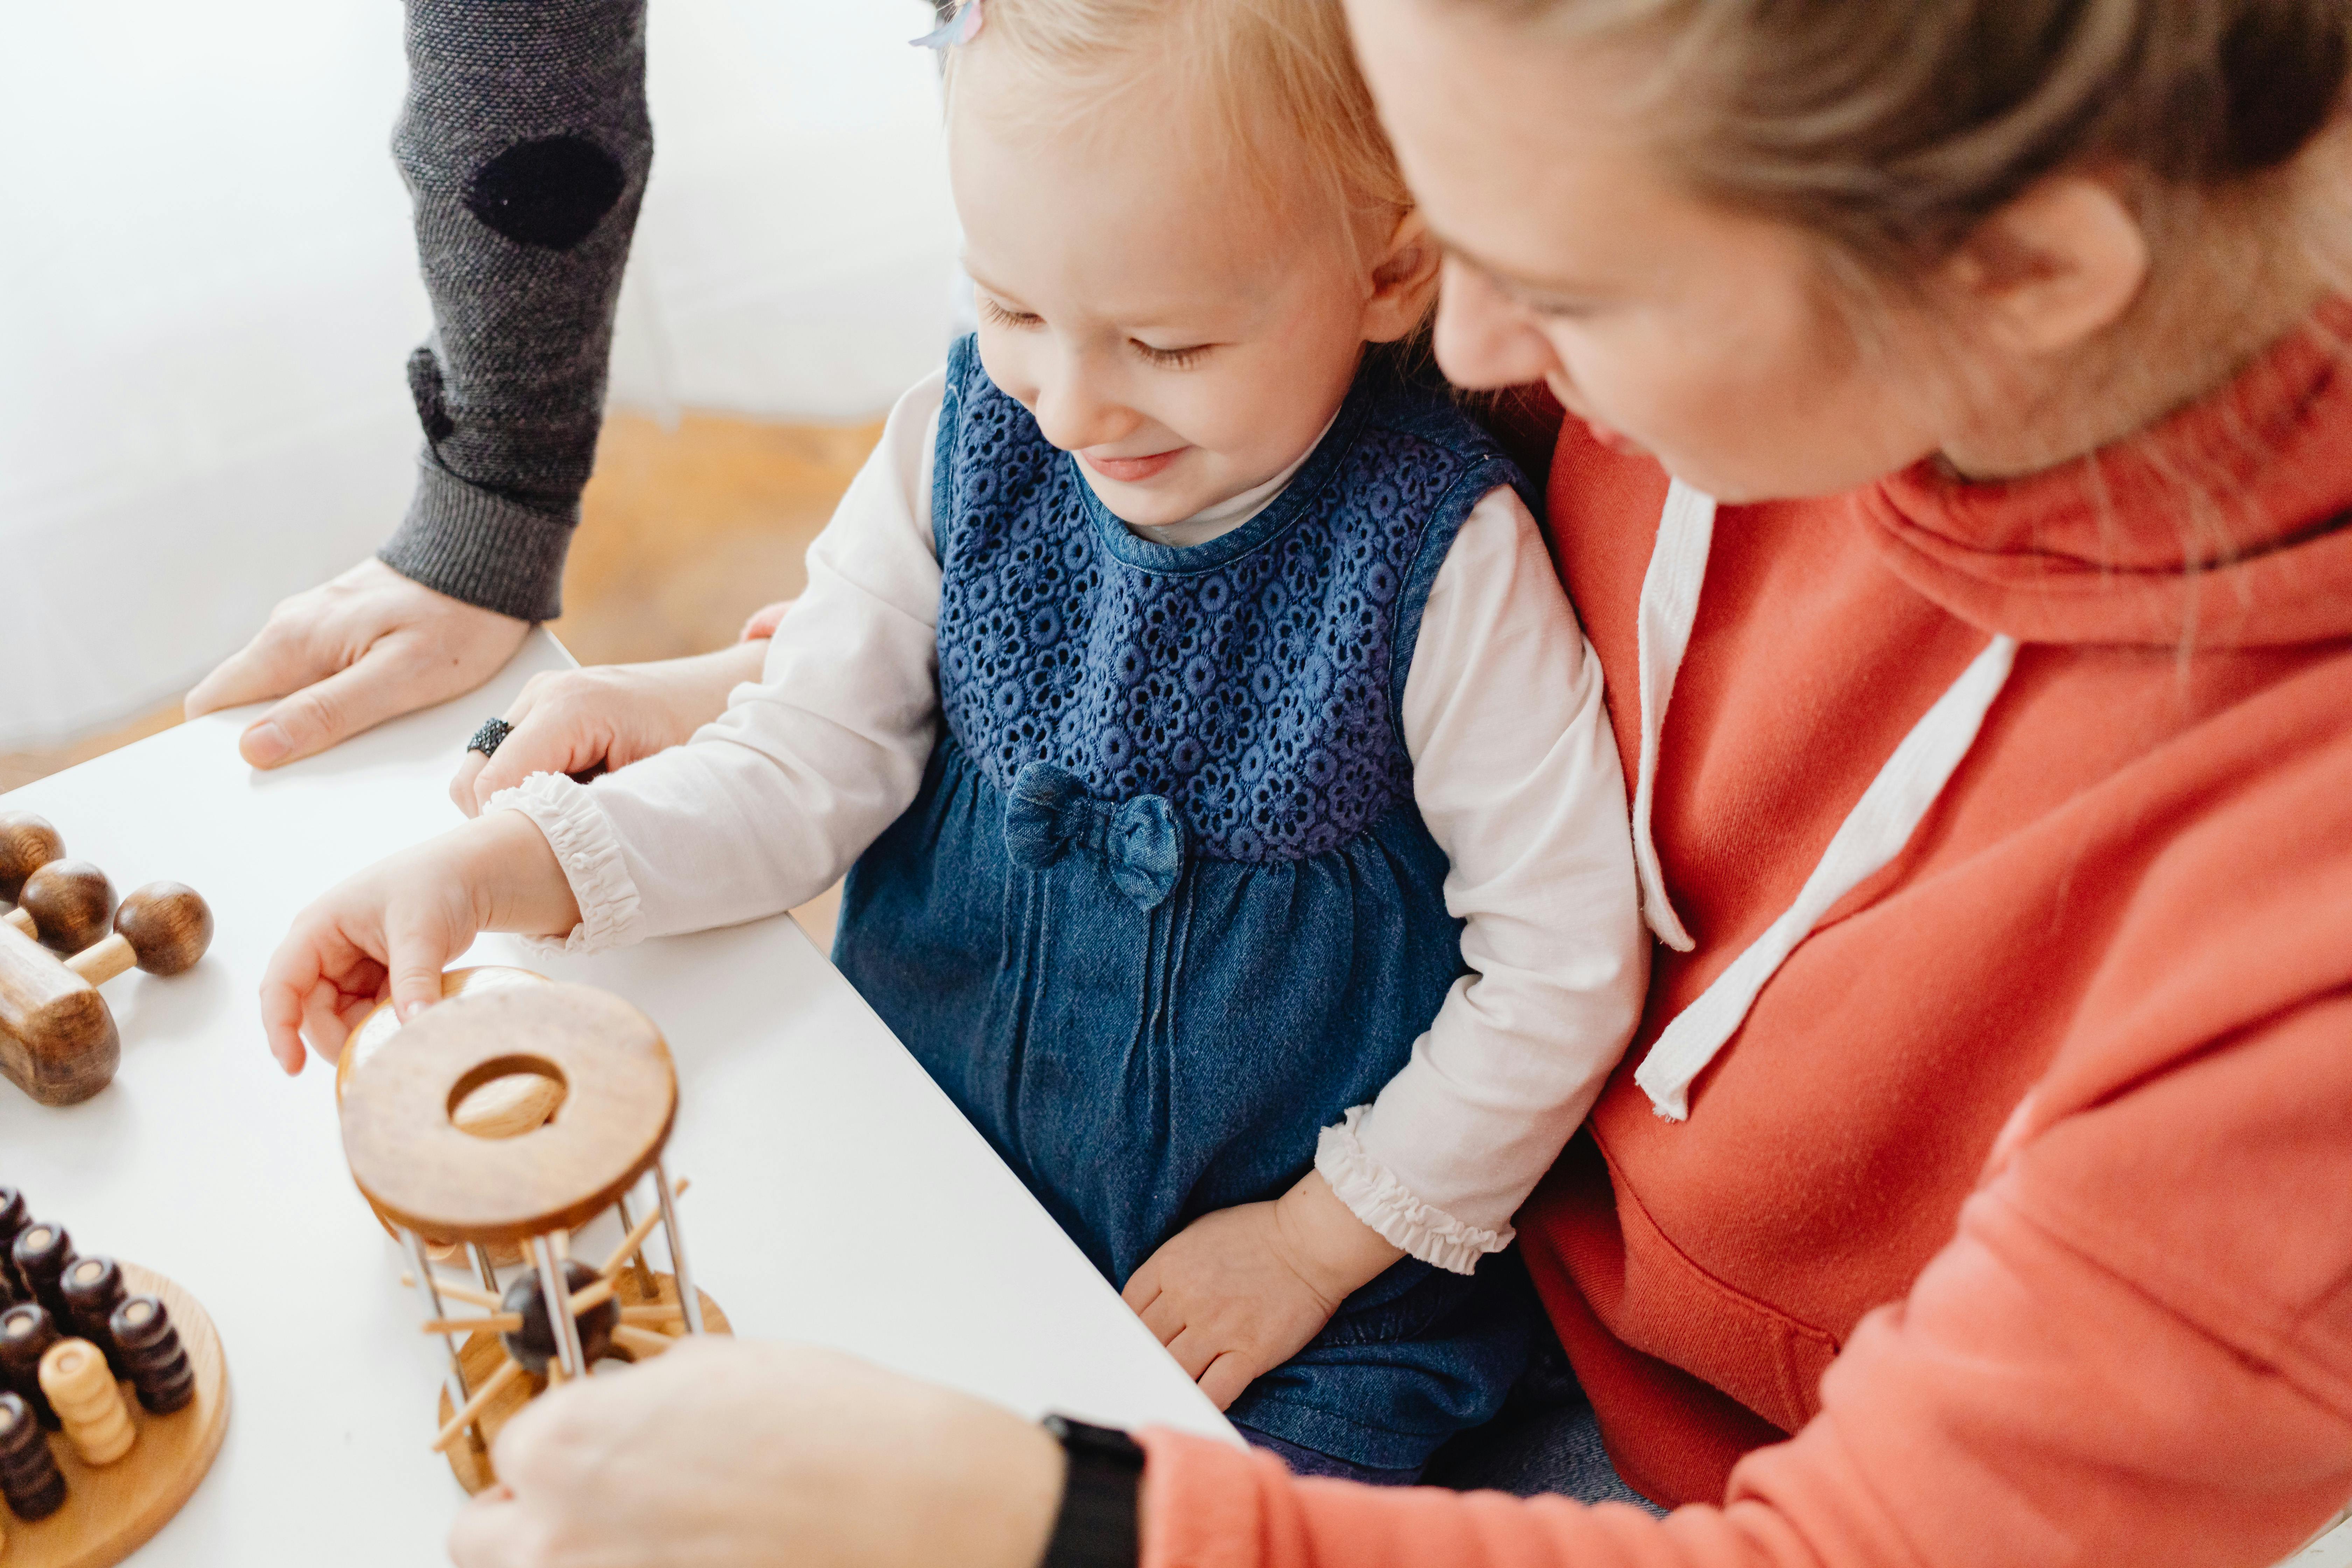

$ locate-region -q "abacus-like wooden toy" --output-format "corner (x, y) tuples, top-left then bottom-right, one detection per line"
(0, 814), (213, 1107)
(0, 1185), (229, 1568)
(336, 980), (728, 1492)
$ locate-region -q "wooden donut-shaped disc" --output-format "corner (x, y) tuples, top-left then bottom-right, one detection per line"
(0, 1263), (229, 1568)
(340, 983), (676, 1246)
(337, 967), (559, 1134)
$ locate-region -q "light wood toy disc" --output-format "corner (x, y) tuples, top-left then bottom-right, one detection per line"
(436, 1270), (728, 1495)
(1, 1264), (229, 1568)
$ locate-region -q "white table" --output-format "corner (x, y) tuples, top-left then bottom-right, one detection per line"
(0, 630), (1231, 1563)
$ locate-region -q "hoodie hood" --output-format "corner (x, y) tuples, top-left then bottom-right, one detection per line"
(1861, 297), (2352, 648)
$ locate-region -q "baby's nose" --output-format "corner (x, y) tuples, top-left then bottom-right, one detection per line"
(1031, 377), (1141, 453)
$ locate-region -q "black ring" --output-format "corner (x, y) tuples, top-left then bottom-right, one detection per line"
(466, 717), (514, 759)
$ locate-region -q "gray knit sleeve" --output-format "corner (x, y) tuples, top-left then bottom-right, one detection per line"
(377, 0), (652, 623)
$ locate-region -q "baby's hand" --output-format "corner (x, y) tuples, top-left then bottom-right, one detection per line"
(1121, 1172), (1405, 1411)
(258, 813), (578, 1075)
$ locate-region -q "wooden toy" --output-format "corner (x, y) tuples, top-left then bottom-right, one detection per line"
(0, 815), (213, 1107)
(337, 980), (729, 1492)
(0, 1189), (228, 1568)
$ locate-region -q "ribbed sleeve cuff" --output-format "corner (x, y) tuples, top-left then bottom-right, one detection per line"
(486, 774), (645, 953)
(379, 455), (578, 623)
(1315, 1107), (1513, 1276)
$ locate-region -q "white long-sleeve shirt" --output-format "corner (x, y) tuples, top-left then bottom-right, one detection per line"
(497, 369), (1647, 1272)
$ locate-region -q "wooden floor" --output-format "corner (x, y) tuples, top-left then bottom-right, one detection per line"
(3, 410), (882, 940)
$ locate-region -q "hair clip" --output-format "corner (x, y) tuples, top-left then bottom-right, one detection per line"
(911, 0), (983, 50)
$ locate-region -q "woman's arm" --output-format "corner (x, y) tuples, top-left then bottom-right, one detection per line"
(493, 370), (948, 946)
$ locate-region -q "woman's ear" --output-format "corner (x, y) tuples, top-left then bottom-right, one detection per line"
(1937, 174), (2151, 357)
(1363, 210), (1444, 344)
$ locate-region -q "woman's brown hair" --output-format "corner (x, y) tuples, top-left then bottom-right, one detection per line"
(1453, 0), (2349, 272)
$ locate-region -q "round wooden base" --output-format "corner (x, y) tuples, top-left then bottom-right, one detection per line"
(435, 1270), (728, 1494)
(1, 1264), (229, 1568)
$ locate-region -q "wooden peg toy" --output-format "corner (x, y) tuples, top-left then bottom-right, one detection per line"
(340, 981), (731, 1491)
(39, 1340), (133, 1467)
(0, 1188), (228, 1567)
(13, 1223), (73, 1320)
(0, 812), (64, 904)
(0, 870), (213, 1107)
(0, 1388), (69, 1522)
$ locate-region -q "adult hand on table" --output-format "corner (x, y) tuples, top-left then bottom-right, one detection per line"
(447, 1339), (1068, 1568)
(186, 558), (531, 768)
(449, 639), (771, 817)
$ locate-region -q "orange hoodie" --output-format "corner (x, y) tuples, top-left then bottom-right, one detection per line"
(1136, 305), (2352, 1567)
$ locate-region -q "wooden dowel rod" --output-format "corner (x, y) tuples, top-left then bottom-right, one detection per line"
(619, 1304), (684, 1324)
(3, 908), (32, 938)
(64, 933), (134, 987)
(430, 1358), (523, 1453)
(599, 1205), (668, 1282)
(420, 1314), (521, 1336)
(565, 1278), (616, 1317)
(401, 1275), (501, 1309)
(610, 1324), (678, 1359)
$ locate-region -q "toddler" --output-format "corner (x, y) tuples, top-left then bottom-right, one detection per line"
(263, 0), (1645, 1482)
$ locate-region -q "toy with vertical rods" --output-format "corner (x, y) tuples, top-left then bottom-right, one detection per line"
(336, 981), (729, 1492)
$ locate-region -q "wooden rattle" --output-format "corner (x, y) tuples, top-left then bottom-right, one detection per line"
(0, 872), (213, 1107)
(0, 1187), (228, 1567)
(339, 981), (729, 1492)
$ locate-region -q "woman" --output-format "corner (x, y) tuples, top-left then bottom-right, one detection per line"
(444, 1), (2352, 1563)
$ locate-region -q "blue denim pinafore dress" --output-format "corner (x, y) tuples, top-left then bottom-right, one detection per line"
(835, 339), (1536, 1473)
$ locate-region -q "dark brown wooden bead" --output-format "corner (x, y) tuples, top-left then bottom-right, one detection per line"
(498, 1260), (618, 1376)
(0, 1188), (26, 1300)
(0, 1305), (61, 1429)
(0, 813), (63, 903)
(60, 1255), (129, 1375)
(18, 861), (115, 955)
(116, 882), (214, 975)
(109, 1295), (195, 1415)
(0, 1389), (67, 1520)
(10, 1223), (72, 1319)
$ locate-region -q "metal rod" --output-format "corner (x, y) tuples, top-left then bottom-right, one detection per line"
(654, 1161), (704, 1334)
(614, 1196), (658, 1295)
(400, 1228), (472, 1429)
(531, 1233), (586, 1377)
(471, 1243), (500, 1296)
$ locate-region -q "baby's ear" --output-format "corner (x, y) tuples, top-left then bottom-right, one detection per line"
(1363, 210), (1443, 344)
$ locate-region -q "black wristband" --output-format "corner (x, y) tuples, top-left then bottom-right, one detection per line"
(1039, 1415), (1144, 1568)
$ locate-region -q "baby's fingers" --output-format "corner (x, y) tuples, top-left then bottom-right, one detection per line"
(384, 908), (460, 1024)
(1195, 1352), (1258, 1413)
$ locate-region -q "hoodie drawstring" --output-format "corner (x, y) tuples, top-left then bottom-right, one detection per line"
(1629, 481), (2019, 1121)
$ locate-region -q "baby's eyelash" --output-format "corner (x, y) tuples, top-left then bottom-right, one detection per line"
(1133, 341), (1210, 371)
(977, 296), (1041, 329)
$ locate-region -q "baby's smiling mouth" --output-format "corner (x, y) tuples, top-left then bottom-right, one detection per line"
(1082, 447), (1188, 483)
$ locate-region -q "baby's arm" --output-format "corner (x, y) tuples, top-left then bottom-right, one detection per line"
(496, 370), (948, 947)
(1125, 487), (1647, 1406)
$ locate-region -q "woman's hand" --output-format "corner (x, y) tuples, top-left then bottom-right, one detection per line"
(187, 558), (532, 768)
(446, 1339), (1066, 1568)
(449, 640), (772, 817)
(1121, 1172), (1404, 1410)
(257, 813), (580, 1073)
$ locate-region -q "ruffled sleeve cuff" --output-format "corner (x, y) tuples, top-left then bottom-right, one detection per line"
(1315, 1106), (1512, 1276)
(484, 774), (646, 954)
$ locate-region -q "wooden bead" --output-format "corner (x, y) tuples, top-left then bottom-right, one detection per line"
(496, 1259), (618, 1377)
(0, 813), (63, 903)
(0, 1188), (27, 1302)
(61, 1255), (130, 1376)
(40, 1338), (135, 1466)
(118, 883), (214, 976)
(0, 1389), (67, 1521)
(10, 1223), (72, 1320)
(17, 861), (115, 956)
(0, 1306), (61, 1429)
(110, 1295), (196, 1416)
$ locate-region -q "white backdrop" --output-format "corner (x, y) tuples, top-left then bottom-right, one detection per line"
(1, 0), (957, 748)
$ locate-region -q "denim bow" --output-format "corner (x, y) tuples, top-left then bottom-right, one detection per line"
(1003, 761), (1187, 912)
